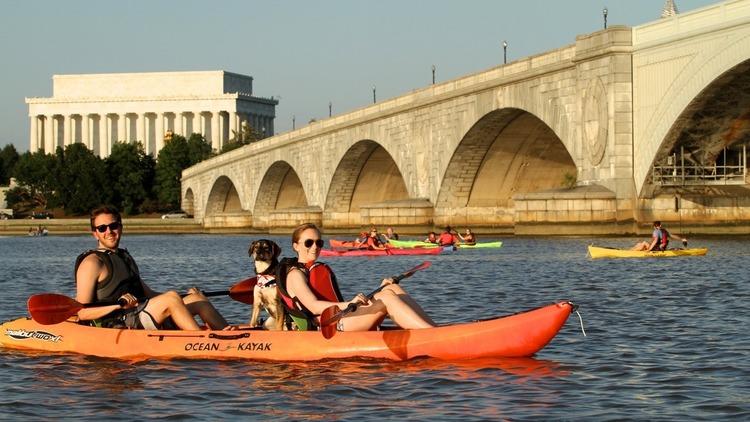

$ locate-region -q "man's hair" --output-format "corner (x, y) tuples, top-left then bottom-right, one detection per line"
(90, 205), (122, 230)
(653, 221), (662, 227)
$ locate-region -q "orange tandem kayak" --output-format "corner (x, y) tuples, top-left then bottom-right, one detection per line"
(0, 301), (575, 361)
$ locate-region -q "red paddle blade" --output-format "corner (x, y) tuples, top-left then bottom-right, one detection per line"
(320, 305), (340, 339)
(228, 277), (257, 305)
(27, 293), (83, 325)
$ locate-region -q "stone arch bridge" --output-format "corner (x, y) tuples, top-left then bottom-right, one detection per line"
(183, 0), (750, 234)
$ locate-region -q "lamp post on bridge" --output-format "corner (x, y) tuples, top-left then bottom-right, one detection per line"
(292, 115), (295, 130)
(603, 7), (608, 29)
(432, 64), (436, 84)
(502, 40), (508, 64)
(329, 101), (332, 117)
(372, 85), (376, 104)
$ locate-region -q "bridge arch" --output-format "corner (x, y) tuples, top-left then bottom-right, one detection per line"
(254, 161), (308, 215)
(636, 31), (750, 195)
(204, 175), (243, 216)
(183, 188), (195, 216)
(436, 108), (576, 222)
(324, 140), (409, 225)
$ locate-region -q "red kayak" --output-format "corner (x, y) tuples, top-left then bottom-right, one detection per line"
(329, 239), (367, 249)
(320, 247), (443, 257)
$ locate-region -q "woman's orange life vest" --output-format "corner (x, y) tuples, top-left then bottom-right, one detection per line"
(276, 258), (344, 325)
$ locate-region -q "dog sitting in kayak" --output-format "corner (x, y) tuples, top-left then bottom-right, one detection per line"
(248, 239), (285, 330)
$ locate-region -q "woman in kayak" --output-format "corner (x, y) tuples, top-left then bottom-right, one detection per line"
(365, 227), (388, 250)
(457, 228), (477, 246)
(285, 223), (435, 331)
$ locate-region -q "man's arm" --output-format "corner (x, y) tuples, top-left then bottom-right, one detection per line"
(75, 255), (122, 321)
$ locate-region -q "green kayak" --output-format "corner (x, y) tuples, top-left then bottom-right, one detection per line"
(388, 239), (503, 249)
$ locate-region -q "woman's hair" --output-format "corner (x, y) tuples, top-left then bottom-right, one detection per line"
(292, 223), (321, 243)
(90, 205), (121, 230)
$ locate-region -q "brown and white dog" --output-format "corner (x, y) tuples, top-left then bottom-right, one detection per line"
(248, 239), (285, 330)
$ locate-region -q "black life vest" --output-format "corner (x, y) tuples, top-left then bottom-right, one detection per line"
(74, 248), (145, 304)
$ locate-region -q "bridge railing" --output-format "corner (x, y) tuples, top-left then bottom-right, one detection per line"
(652, 145), (747, 186)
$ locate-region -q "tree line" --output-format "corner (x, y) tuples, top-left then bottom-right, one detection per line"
(0, 125), (261, 217)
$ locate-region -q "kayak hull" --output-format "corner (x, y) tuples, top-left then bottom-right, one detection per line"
(588, 245), (708, 259)
(320, 247), (443, 257)
(0, 302), (574, 361)
(389, 239), (503, 249)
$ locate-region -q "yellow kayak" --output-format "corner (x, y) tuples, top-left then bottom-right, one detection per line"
(587, 245), (708, 259)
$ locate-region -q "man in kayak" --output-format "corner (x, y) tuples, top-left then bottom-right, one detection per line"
(385, 227), (399, 242)
(281, 223), (435, 331)
(438, 226), (458, 247)
(423, 231), (438, 244)
(75, 205), (229, 330)
(631, 221), (688, 251)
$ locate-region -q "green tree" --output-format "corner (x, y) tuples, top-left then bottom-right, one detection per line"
(0, 144), (20, 185)
(105, 142), (156, 215)
(11, 150), (59, 210)
(220, 123), (260, 154)
(55, 143), (107, 215)
(186, 133), (213, 164)
(155, 134), (190, 210)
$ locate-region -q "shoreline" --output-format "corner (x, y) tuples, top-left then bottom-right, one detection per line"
(2, 218), (750, 237)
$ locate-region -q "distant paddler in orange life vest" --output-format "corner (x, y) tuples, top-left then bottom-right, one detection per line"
(631, 221), (687, 251)
(438, 226), (458, 247)
(278, 223), (435, 332)
(365, 227), (388, 250)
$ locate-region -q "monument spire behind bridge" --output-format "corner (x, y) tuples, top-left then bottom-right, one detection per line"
(661, 0), (679, 18)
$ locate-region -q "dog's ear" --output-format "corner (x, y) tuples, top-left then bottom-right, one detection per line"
(248, 240), (259, 258)
(272, 241), (281, 259)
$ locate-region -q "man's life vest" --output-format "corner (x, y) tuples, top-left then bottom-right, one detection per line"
(438, 232), (455, 246)
(658, 228), (670, 250)
(73, 248), (145, 326)
(275, 257), (344, 331)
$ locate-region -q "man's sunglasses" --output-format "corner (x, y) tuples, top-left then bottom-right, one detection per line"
(95, 222), (122, 233)
(303, 239), (324, 248)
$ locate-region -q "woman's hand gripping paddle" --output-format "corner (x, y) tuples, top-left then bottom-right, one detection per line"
(26, 277), (258, 325)
(319, 261), (432, 339)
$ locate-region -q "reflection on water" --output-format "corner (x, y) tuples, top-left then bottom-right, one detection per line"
(0, 234), (749, 420)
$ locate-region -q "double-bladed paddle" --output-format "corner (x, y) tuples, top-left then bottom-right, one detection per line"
(319, 260), (432, 339)
(27, 277), (258, 325)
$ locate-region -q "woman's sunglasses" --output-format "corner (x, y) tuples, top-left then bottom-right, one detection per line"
(95, 222), (122, 233)
(303, 239), (324, 248)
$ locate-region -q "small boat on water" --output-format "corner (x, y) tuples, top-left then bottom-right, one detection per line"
(587, 245), (709, 259)
(388, 239), (503, 249)
(320, 247), (443, 257)
(0, 301), (576, 361)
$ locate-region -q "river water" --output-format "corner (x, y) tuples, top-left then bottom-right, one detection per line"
(0, 234), (747, 420)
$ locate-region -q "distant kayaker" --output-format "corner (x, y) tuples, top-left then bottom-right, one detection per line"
(365, 227), (388, 250)
(424, 231), (438, 244)
(457, 228), (477, 246)
(282, 223), (435, 331)
(353, 231), (369, 248)
(385, 227), (399, 241)
(438, 226), (458, 247)
(74, 205), (229, 330)
(631, 221), (687, 251)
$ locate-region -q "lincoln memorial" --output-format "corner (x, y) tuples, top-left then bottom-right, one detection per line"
(25, 71), (278, 157)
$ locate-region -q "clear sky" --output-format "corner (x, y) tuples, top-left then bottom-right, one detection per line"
(0, 0), (721, 153)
